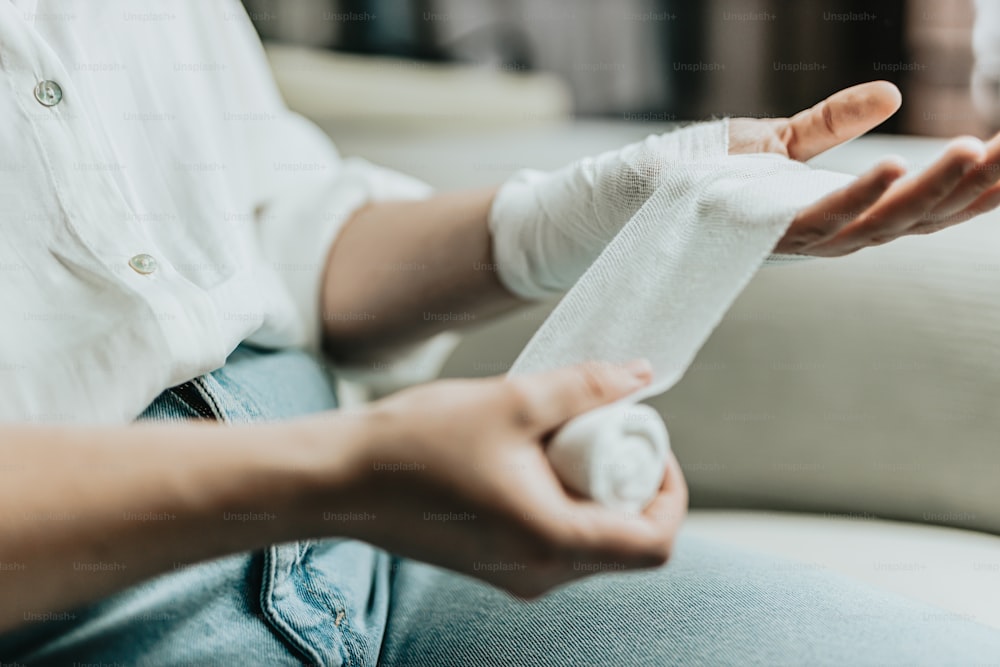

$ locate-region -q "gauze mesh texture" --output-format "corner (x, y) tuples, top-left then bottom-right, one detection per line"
(489, 122), (730, 299)
(510, 154), (854, 397)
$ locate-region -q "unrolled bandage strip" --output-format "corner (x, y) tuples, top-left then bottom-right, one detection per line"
(498, 122), (855, 511)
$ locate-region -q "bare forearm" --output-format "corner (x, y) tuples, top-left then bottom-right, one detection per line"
(321, 188), (523, 363)
(0, 416), (363, 633)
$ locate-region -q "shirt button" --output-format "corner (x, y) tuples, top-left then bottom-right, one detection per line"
(33, 80), (63, 107)
(128, 254), (158, 275)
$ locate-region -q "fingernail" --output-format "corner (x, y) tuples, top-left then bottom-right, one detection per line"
(623, 358), (653, 379)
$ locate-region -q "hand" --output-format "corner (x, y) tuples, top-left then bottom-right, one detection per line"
(730, 81), (1000, 257)
(331, 361), (688, 598)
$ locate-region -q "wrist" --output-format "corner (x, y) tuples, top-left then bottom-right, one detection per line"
(488, 167), (593, 300)
(257, 409), (374, 535)
(489, 120), (731, 300)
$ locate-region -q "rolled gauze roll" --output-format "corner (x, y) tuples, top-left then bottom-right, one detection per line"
(547, 403), (670, 511)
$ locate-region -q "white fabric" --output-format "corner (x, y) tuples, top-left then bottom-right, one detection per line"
(489, 122), (730, 300)
(547, 403), (670, 511)
(498, 123), (855, 506)
(0, 0), (437, 423)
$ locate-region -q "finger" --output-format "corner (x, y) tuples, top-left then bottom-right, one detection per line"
(640, 449), (689, 546)
(553, 451), (689, 573)
(783, 81), (903, 162)
(911, 180), (1000, 235)
(962, 179), (1000, 219)
(927, 131), (1000, 218)
(817, 137), (985, 254)
(511, 360), (653, 435)
(776, 159), (906, 254)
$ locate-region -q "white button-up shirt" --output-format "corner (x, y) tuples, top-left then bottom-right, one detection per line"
(0, 0), (432, 423)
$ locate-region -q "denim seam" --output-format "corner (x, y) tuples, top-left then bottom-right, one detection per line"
(302, 561), (360, 667)
(260, 546), (326, 666)
(151, 391), (201, 421)
(212, 366), (269, 422)
(167, 381), (219, 420)
(192, 376), (227, 422)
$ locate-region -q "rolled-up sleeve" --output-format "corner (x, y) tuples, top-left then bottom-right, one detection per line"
(246, 113), (459, 393)
(215, 5), (460, 393)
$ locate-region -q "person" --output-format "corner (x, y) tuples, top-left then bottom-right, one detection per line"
(3, 2), (1000, 665)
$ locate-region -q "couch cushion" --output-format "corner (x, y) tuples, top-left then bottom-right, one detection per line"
(685, 510), (1000, 631)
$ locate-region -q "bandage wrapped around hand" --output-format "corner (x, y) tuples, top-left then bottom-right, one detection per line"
(503, 126), (858, 509)
(488, 121), (731, 300)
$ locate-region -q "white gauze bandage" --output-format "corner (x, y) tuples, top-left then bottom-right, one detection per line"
(491, 121), (855, 511)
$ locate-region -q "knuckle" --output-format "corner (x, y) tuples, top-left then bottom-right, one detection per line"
(504, 381), (540, 430)
(575, 362), (614, 404)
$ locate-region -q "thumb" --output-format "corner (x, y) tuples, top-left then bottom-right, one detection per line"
(541, 449), (689, 571)
(510, 359), (653, 436)
(783, 80), (902, 162)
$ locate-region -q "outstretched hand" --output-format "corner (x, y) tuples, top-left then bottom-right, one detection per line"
(730, 81), (1000, 257)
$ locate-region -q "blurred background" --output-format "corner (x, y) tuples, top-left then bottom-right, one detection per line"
(242, 0), (997, 137)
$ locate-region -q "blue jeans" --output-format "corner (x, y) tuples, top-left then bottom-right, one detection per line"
(4, 345), (1000, 666)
